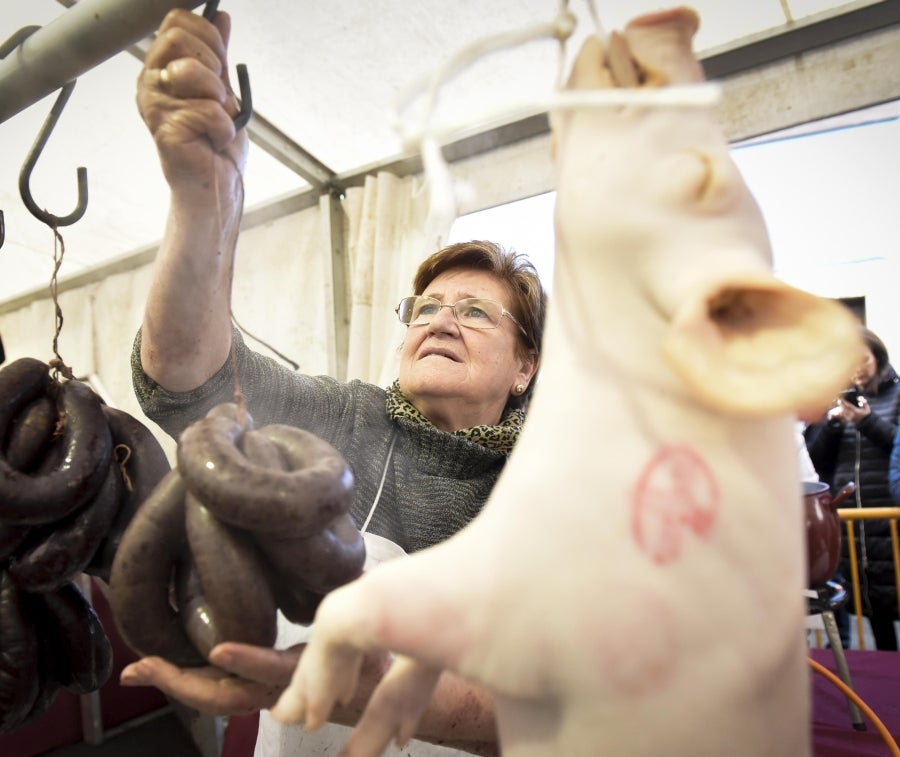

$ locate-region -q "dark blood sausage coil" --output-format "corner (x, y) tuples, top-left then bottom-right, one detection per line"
(14, 596), (62, 730)
(0, 571), (40, 733)
(8, 459), (121, 592)
(257, 514), (365, 596)
(0, 525), (30, 563)
(184, 493), (277, 655)
(110, 403), (364, 662)
(108, 470), (205, 667)
(0, 377), (113, 525)
(239, 427), (286, 473)
(174, 553), (217, 659)
(4, 395), (57, 473)
(86, 405), (172, 582)
(38, 581), (113, 694)
(268, 576), (324, 626)
(240, 428), (363, 604)
(239, 429), (326, 624)
(177, 416), (354, 536)
(0, 358), (53, 435)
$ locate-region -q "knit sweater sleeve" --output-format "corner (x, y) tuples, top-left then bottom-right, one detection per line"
(131, 327), (365, 441)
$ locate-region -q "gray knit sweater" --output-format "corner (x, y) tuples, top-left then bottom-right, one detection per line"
(131, 330), (509, 553)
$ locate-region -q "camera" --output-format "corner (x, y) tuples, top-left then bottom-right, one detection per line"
(840, 388), (863, 407)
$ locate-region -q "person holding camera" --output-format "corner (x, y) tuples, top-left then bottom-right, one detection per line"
(805, 326), (900, 650)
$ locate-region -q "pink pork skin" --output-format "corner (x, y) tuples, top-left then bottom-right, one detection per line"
(273, 7), (863, 756)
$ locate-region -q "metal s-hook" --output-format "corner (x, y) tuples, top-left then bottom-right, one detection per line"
(18, 79), (88, 228)
(232, 63), (252, 131)
(202, 0), (253, 130)
(0, 210), (5, 249)
(202, 1), (221, 21)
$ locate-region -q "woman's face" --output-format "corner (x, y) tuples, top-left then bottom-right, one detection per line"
(398, 268), (536, 432)
(853, 346), (877, 391)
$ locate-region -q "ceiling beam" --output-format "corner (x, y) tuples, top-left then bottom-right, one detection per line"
(701, 0), (900, 80)
(337, 0), (900, 190)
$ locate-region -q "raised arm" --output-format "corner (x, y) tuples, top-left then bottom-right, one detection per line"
(137, 9), (249, 392)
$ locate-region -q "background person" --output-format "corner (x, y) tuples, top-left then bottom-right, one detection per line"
(804, 326), (900, 650)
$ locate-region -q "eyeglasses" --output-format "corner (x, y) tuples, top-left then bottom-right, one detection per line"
(395, 295), (529, 339)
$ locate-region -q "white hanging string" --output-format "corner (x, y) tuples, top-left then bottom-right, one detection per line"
(360, 431), (397, 534)
(395, 1), (578, 234)
(394, 1), (722, 240)
(394, 1), (577, 149)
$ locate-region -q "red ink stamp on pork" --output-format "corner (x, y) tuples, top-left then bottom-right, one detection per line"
(632, 445), (719, 565)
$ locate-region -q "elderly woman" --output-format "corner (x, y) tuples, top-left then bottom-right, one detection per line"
(120, 9), (545, 755)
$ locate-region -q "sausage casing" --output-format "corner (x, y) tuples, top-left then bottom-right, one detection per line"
(0, 380), (113, 525)
(108, 470), (204, 667)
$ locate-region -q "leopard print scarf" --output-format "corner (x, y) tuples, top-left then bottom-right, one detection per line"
(385, 380), (524, 456)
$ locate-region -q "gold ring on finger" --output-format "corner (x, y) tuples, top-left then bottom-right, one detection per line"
(159, 67), (173, 95)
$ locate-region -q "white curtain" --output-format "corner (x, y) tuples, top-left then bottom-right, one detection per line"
(343, 171), (451, 388)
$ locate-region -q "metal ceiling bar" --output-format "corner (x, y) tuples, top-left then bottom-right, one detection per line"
(246, 111), (337, 189)
(0, 0), (205, 125)
(326, 192), (349, 382)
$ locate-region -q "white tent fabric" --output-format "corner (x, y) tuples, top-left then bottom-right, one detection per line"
(345, 171), (449, 389)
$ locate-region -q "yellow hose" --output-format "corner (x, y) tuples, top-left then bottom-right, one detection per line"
(808, 656), (900, 756)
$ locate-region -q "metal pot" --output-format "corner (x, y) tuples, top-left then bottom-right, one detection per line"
(804, 480), (856, 588)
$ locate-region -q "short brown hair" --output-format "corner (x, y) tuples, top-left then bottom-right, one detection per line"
(861, 326), (892, 392)
(412, 240), (546, 409)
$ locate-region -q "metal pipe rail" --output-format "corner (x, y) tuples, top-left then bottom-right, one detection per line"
(836, 506), (900, 650)
(0, 0), (204, 125)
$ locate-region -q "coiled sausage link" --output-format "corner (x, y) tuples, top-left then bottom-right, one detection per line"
(177, 416), (353, 536)
(108, 470), (204, 667)
(0, 379), (113, 525)
(184, 493), (278, 655)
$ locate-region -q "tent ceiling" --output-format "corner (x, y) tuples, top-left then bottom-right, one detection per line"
(0, 0), (897, 307)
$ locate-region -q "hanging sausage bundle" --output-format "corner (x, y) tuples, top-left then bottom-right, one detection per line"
(109, 401), (366, 667)
(0, 356), (172, 732)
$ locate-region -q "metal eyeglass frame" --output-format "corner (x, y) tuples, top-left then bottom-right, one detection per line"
(395, 295), (530, 340)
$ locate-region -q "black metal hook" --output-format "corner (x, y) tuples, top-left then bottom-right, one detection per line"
(0, 210), (5, 250)
(202, 1), (253, 130)
(18, 79), (88, 228)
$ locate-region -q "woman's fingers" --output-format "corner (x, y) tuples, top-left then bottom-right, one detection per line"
(209, 642), (302, 687)
(120, 656), (282, 715)
(150, 9), (228, 74)
(168, 56), (228, 99)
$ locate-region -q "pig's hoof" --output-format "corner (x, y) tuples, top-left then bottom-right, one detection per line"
(276, 637), (365, 730)
(346, 656), (442, 751)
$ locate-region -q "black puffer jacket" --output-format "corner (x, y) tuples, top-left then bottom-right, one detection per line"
(805, 367), (900, 617)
